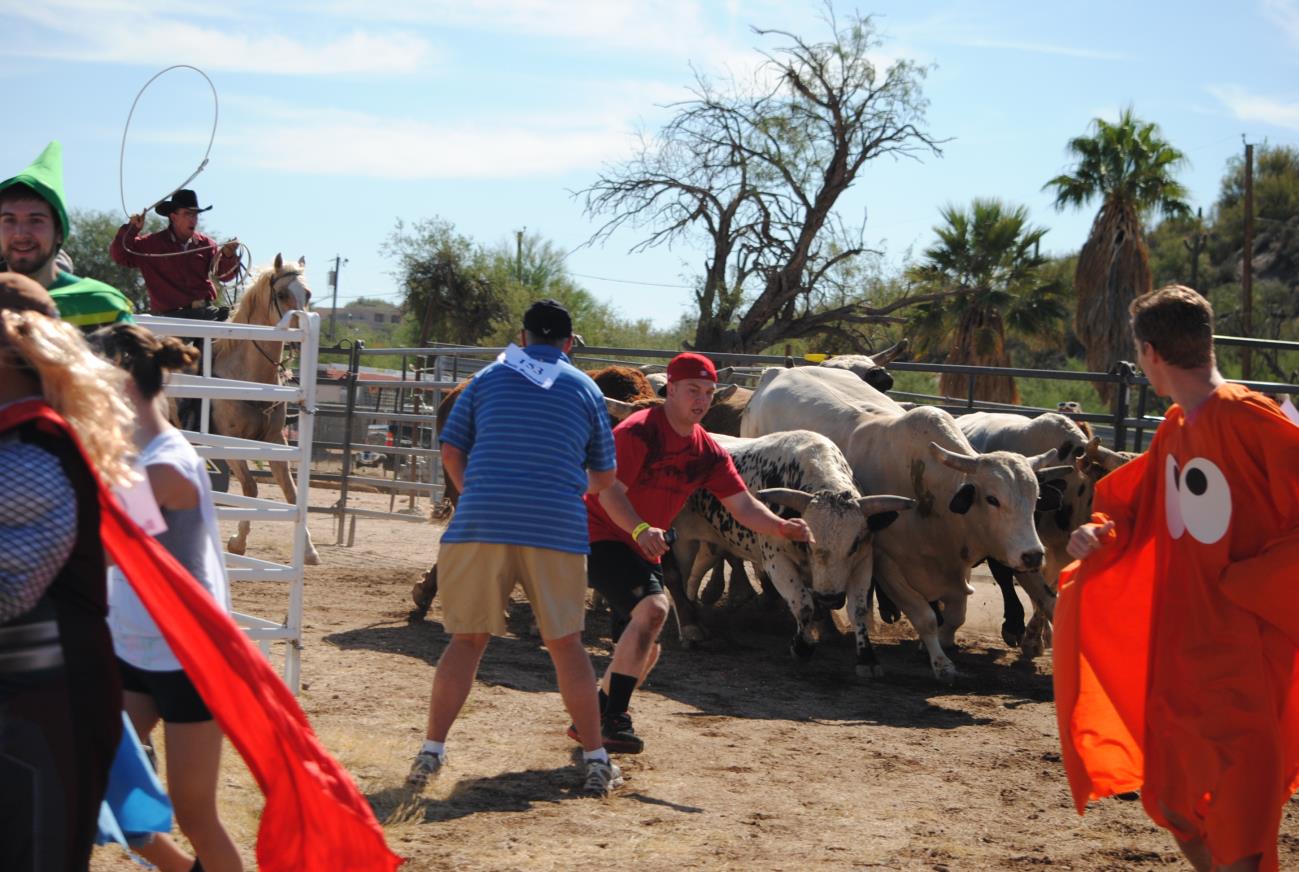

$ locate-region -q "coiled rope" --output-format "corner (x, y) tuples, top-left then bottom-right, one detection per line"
(116, 65), (250, 301)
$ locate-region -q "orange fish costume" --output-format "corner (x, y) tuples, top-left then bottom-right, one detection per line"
(1055, 383), (1299, 870)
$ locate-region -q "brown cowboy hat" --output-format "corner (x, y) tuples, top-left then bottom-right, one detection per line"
(156, 189), (212, 216)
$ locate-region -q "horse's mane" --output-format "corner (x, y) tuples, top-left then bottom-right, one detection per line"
(228, 261), (304, 325)
(213, 261), (305, 359)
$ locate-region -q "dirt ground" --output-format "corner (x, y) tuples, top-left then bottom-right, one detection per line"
(92, 486), (1299, 871)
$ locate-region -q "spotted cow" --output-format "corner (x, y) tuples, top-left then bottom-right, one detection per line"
(742, 366), (1071, 682)
(664, 430), (913, 674)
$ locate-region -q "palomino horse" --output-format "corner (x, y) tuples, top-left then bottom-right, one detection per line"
(213, 253), (320, 564)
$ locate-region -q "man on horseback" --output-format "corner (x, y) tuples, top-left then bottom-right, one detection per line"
(111, 188), (240, 429)
(110, 188), (240, 319)
(0, 140), (135, 332)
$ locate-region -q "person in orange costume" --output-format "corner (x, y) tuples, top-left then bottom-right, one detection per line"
(1055, 284), (1299, 872)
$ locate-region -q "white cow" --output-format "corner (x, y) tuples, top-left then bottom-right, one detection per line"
(741, 367), (1070, 682)
(666, 430), (913, 675)
(957, 411), (1129, 654)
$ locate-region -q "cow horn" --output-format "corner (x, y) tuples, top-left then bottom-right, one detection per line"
(1028, 447), (1066, 472)
(929, 442), (980, 474)
(1034, 465), (1074, 480)
(604, 397), (638, 421)
(1083, 436), (1127, 472)
(715, 365), (735, 381)
(856, 495), (915, 516)
(757, 488), (813, 514)
(712, 383), (739, 402)
(640, 363), (667, 373)
(871, 338), (909, 367)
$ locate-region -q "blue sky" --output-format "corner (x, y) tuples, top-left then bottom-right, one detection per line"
(5, 0), (1299, 329)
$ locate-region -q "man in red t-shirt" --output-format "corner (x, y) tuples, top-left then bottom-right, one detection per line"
(578, 352), (814, 753)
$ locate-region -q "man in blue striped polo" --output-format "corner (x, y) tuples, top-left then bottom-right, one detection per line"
(407, 299), (624, 796)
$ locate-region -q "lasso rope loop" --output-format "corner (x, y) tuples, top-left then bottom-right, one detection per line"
(118, 65), (248, 299)
(119, 64), (219, 220)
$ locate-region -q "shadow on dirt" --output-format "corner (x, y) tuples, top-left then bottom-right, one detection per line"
(371, 766), (596, 825)
(369, 753), (705, 825)
(325, 596), (1053, 729)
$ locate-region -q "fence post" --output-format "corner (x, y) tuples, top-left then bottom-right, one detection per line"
(1110, 361), (1135, 451)
(335, 340), (362, 545)
(966, 371), (976, 411)
(1132, 381), (1149, 453)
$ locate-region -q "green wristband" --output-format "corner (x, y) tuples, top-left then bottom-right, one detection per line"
(631, 521), (652, 541)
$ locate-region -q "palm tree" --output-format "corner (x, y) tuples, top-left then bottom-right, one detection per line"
(908, 199), (1067, 404)
(1045, 107), (1190, 399)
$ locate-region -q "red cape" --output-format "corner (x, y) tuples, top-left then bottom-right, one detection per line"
(1054, 385), (1299, 870)
(1, 400), (401, 871)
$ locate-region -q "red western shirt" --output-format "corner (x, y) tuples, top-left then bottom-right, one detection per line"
(110, 225), (238, 313)
(586, 404), (746, 561)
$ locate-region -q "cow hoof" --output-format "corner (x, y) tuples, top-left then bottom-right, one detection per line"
(878, 606), (901, 625)
(1020, 636), (1045, 659)
(932, 659), (959, 685)
(1001, 622), (1025, 649)
(304, 550), (321, 566)
(855, 663), (884, 679)
(226, 537), (246, 556)
(411, 581), (434, 613)
(789, 636), (816, 660)
(681, 625), (708, 644)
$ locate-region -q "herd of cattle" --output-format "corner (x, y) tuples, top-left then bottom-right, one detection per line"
(410, 345), (1131, 684)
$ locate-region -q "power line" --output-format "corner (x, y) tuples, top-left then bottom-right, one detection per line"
(570, 272), (695, 289)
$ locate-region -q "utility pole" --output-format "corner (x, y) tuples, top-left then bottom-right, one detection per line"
(328, 255), (347, 342)
(515, 229), (524, 283)
(1242, 139), (1254, 380)
(1183, 207), (1206, 289)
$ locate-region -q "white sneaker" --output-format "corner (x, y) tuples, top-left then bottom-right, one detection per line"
(406, 750), (444, 788)
(582, 759), (624, 796)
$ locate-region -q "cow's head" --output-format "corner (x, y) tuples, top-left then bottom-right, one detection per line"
(605, 382), (740, 423)
(928, 442), (1060, 573)
(759, 487), (914, 606)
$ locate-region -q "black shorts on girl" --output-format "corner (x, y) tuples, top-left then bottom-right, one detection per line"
(118, 658), (212, 723)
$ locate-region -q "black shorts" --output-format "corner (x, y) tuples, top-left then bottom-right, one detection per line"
(588, 541), (665, 641)
(118, 658), (212, 724)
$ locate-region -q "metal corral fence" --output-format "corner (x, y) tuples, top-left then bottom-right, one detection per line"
(142, 311), (321, 694)
(304, 335), (1299, 546)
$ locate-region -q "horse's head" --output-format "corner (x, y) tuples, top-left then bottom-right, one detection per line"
(270, 253), (312, 314)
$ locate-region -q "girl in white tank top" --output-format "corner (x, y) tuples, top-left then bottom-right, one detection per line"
(94, 324), (244, 872)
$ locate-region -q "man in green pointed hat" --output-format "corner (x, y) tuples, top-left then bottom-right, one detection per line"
(0, 141), (135, 332)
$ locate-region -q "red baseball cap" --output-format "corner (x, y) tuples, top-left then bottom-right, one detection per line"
(666, 352), (717, 383)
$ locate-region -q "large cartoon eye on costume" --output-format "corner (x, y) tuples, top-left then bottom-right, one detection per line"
(1164, 454), (1185, 539)
(1177, 457), (1232, 544)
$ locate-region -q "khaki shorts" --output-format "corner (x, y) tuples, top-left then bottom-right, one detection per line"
(437, 542), (587, 640)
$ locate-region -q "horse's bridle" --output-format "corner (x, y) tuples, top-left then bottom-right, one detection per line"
(250, 269), (304, 376)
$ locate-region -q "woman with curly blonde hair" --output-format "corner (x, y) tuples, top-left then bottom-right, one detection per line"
(93, 322), (244, 872)
(0, 271), (135, 870)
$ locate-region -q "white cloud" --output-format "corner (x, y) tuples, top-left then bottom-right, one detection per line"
(1209, 84), (1299, 131)
(223, 103), (638, 179)
(893, 9), (1124, 62)
(1262, 0), (1299, 45)
(318, 0), (721, 57)
(946, 37), (1124, 61)
(8, 2), (431, 75)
